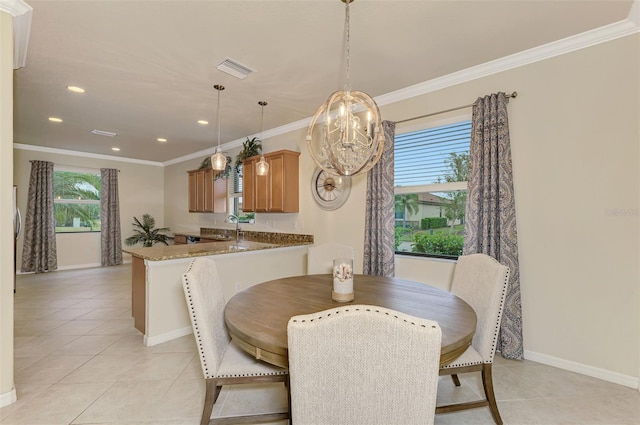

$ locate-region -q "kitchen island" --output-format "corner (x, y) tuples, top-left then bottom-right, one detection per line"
(124, 231), (313, 346)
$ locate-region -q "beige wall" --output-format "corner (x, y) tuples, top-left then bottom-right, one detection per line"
(164, 34), (640, 381)
(13, 149), (166, 269)
(4, 29), (637, 395)
(0, 10), (15, 403)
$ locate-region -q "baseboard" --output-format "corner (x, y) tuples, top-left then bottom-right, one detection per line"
(56, 262), (101, 271)
(0, 388), (17, 408)
(17, 260), (133, 274)
(524, 349), (639, 389)
(143, 326), (193, 347)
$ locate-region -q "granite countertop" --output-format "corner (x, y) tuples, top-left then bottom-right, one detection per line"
(123, 229), (313, 261)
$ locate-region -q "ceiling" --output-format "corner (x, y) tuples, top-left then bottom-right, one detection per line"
(12, 0), (636, 164)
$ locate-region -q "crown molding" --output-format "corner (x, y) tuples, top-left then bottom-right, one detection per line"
(375, 17), (640, 107)
(163, 116), (313, 167)
(0, 0), (30, 15)
(0, 0), (32, 69)
(13, 143), (164, 167)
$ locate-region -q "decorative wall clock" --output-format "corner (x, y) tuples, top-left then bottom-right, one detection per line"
(311, 168), (351, 210)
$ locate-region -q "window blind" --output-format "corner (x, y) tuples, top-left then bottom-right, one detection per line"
(394, 121), (471, 187)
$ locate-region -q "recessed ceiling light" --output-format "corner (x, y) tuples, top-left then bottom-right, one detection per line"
(48, 117), (63, 122)
(112, 147), (120, 151)
(157, 138), (167, 143)
(67, 86), (85, 93)
(197, 120), (209, 125)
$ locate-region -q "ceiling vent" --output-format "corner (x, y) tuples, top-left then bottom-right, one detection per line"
(217, 58), (255, 80)
(91, 129), (118, 137)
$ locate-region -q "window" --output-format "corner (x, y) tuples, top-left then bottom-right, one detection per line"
(229, 166), (243, 215)
(394, 119), (471, 258)
(53, 168), (101, 233)
(228, 166), (254, 223)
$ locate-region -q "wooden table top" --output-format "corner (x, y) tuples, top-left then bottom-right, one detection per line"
(224, 274), (477, 368)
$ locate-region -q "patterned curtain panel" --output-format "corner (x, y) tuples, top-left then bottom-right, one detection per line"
(101, 168), (123, 266)
(464, 92), (523, 360)
(21, 160), (57, 273)
(363, 121), (396, 277)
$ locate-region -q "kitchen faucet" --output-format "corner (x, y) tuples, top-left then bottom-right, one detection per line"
(226, 214), (241, 242)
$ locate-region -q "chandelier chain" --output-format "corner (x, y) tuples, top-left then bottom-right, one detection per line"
(345, 0), (351, 91)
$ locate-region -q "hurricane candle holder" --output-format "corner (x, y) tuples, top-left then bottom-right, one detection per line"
(332, 258), (354, 302)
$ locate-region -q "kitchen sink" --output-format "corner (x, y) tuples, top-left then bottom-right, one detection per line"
(227, 245), (249, 252)
(212, 235), (233, 240)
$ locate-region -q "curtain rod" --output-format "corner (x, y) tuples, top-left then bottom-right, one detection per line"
(29, 160), (120, 172)
(395, 91), (517, 125)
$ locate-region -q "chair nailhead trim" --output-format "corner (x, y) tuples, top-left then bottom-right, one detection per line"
(184, 276), (210, 376)
(291, 305), (435, 328)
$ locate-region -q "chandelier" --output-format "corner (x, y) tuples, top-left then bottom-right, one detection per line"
(255, 101), (269, 176)
(210, 84), (228, 171)
(306, 0), (383, 177)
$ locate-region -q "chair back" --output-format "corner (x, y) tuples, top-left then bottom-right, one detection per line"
(451, 254), (510, 362)
(287, 305), (442, 425)
(307, 242), (354, 274)
(182, 257), (230, 379)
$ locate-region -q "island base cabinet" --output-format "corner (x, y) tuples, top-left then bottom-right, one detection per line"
(127, 246), (309, 346)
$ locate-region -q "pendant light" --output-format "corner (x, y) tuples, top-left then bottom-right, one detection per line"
(306, 0), (383, 177)
(255, 101), (269, 176)
(210, 84), (228, 171)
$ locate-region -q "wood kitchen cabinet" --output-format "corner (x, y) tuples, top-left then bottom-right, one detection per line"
(242, 150), (300, 213)
(173, 235), (187, 244)
(187, 168), (227, 213)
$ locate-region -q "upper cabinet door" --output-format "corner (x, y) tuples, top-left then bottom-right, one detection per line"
(187, 169), (227, 213)
(242, 158), (256, 212)
(242, 150), (299, 213)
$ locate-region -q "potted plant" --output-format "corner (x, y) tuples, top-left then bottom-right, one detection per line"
(125, 214), (172, 247)
(234, 137), (263, 176)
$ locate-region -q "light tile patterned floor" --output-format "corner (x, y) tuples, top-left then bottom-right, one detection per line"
(1, 265), (638, 424)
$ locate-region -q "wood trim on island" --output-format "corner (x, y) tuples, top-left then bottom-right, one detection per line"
(131, 256), (146, 334)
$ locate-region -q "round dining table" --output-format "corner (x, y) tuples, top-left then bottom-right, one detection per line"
(224, 274), (476, 368)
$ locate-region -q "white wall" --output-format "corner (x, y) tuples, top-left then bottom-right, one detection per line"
(163, 34), (640, 383)
(13, 148), (166, 269)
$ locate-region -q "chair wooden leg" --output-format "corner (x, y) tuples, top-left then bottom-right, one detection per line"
(482, 364), (503, 425)
(285, 375), (292, 425)
(451, 374), (461, 387)
(201, 378), (221, 425)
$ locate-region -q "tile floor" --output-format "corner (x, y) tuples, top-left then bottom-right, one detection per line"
(1, 264), (638, 425)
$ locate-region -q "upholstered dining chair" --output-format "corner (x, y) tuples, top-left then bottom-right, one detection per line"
(288, 305), (442, 425)
(306, 242), (354, 274)
(436, 253), (510, 425)
(181, 257), (289, 425)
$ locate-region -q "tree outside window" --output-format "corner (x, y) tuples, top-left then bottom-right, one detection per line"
(54, 169), (101, 233)
(394, 121), (470, 258)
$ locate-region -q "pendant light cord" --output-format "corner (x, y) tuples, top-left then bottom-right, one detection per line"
(260, 102), (265, 137)
(216, 87), (222, 149)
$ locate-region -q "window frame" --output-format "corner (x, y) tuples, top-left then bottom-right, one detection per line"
(53, 166), (102, 233)
(394, 111), (471, 260)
